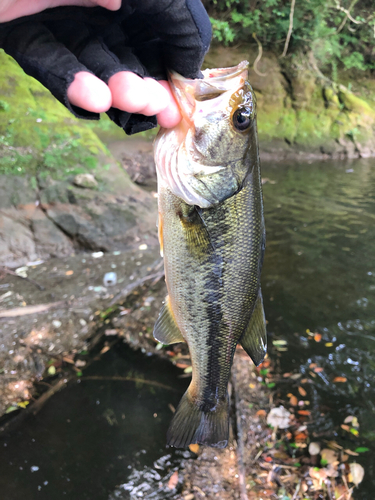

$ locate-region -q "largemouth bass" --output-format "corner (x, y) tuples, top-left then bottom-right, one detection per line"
(153, 61), (266, 448)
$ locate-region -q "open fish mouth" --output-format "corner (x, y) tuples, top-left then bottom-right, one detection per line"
(168, 61), (250, 121)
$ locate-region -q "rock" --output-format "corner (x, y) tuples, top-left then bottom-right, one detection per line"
(73, 173), (98, 189)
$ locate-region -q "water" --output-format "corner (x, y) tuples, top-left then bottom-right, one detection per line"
(0, 343), (189, 500)
(261, 158), (375, 498)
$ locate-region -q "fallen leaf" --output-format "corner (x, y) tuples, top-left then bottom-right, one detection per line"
(314, 333), (322, 342)
(333, 376), (347, 383)
(349, 463), (365, 486)
(298, 386), (307, 397)
(309, 442), (321, 456)
(345, 449), (359, 457)
(289, 395), (298, 406)
(309, 363), (317, 369)
(309, 467), (328, 481)
(314, 367), (324, 373)
(325, 342), (333, 347)
(267, 406), (291, 429)
(168, 470), (179, 489)
(321, 448), (338, 465)
(17, 401), (29, 409)
(355, 447), (369, 453)
(47, 365), (56, 376)
(297, 410), (311, 416)
(65, 270), (74, 276)
(189, 443), (200, 454)
(256, 409), (267, 417)
(295, 432), (308, 442)
(341, 424), (351, 432)
(100, 346), (110, 355)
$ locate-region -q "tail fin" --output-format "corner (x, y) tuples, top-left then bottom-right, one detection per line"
(167, 391), (229, 449)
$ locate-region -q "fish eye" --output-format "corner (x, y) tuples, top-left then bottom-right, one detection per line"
(233, 107), (252, 131)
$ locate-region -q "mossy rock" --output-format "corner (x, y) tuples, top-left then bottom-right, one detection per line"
(338, 88), (375, 119)
(0, 50), (109, 178)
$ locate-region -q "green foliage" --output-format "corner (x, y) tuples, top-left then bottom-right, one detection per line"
(204, 0), (375, 73)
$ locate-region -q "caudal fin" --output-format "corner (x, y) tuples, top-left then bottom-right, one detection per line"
(167, 391), (229, 449)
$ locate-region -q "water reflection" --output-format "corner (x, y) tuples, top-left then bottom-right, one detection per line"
(0, 344), (189, 500)
(261, 158), (375, 498)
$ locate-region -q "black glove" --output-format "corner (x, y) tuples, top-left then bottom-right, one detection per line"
(0, 0), (211, 134)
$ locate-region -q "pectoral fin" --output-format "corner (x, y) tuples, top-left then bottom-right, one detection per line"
(153, 296), (185, 345)
(240, 289), (267, 366)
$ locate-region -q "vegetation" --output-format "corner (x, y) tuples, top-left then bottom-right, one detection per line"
(0, 50), (108, 178)
(204, 0), (375, 77)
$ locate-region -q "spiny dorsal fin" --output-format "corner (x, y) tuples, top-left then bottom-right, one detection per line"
(153, 296), (185, 345)
(240, 289), (267, 366)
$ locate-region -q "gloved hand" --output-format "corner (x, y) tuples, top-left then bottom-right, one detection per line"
(0, 0), (212, 134)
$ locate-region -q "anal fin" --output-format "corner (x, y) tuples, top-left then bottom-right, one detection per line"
(153, 296), (185, 345)
(240, 289), (267, 366)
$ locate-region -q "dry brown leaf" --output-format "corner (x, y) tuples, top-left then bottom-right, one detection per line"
(65, 270), (74, 276)
(256, 409), (267, 417)
(168, 470), (179, 489)
(345, 449), (359, 457)
(189, 443), (200, 454)
(314, 367), (324, 373)
(341, 424), (351, 432)
(297, 410), (311, 416)
(321, 448), (338, 465)
(314, 333), (322, 342)
(100, 346), (110, 355)
(309, 467), (328, 481)
(289, 395), (298, 406)
(349, 463), (365, 486)
(298, 386), (307, 397)
(295, 432), (308, 442)
(333, 376), (347, 383)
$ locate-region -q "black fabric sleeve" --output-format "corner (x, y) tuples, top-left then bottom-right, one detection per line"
(0, 21), (99, 119)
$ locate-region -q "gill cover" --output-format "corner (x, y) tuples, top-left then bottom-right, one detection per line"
(154, 61), (256, 208)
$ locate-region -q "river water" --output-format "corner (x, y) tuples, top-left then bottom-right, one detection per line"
(0, 156), (374, 499)
(262, 157), (375, 499)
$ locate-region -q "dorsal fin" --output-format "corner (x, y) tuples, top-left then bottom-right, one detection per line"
(154, 296), (185, 345)
(240, 289), (267, 366)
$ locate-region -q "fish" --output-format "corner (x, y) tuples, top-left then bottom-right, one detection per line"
(153, 61), (267, 449)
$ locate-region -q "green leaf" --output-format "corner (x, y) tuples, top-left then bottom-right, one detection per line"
(5, 405), (18, 414)
(267, 382), (276, 388)
(355, 447), (370, 453)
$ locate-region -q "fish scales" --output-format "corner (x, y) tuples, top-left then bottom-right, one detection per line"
(153, 61), (267, 448)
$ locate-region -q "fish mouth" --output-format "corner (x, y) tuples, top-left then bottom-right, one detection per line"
(169, 61), (249, 121)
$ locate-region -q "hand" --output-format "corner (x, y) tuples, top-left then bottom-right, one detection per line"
(0, 0), (212, 133)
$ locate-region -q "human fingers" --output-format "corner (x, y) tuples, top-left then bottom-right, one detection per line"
(108, 73), (172, 117)
(67, 71), (112, 112)
(155, 80), (182, 129)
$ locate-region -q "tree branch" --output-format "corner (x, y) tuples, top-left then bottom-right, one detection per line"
(281, 0), (296, 58)
(252, 32), (268, 77)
